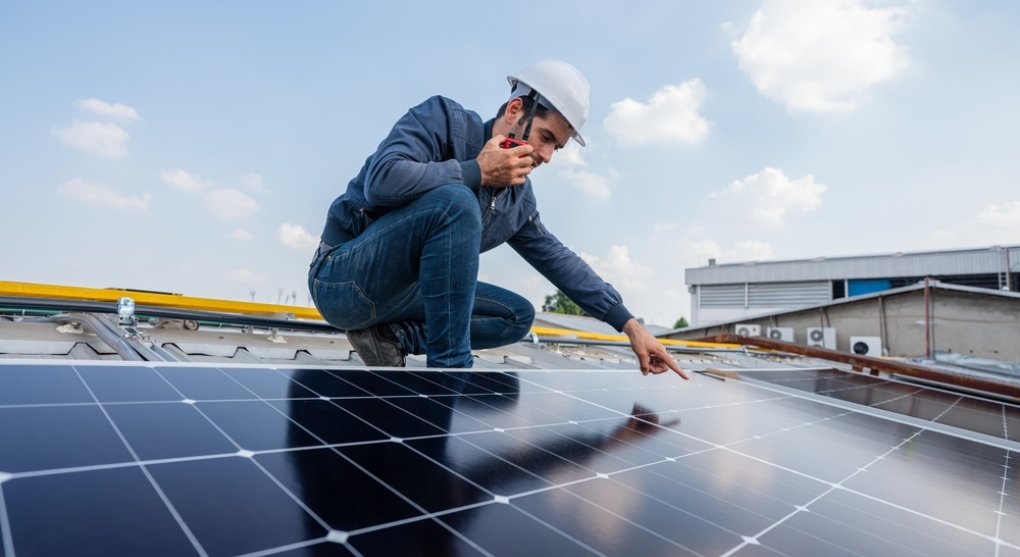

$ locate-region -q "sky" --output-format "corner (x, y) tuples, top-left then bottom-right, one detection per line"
(2, 0), (1018, 328)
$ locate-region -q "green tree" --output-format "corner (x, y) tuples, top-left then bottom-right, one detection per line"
(672, 316), (689, 329)
(542, 289), (585, 316)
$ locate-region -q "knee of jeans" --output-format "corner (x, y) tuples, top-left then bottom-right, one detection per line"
(517, 301), (536, 328)
(507, 299), (536, 342)
(430, 184), (480, 226)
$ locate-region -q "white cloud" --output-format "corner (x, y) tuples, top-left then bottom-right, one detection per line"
(279, 223), (320, 251)
(715, 167), (826, 227)
(74, 98), (139, 121)
(678, 221), (774, 263)
(229, 268), (268, 284)
(579, 245), (652, 290)
(229, 228), (253, 241)
(731, 0), (910, 112)
(934, 200), (1020, 244)
(976, 201), (1020, 229)
(56, 177), (150, 210)
(556, 143), (587, 167)
(205, 188), (258, 219)
(53, 120), (130, 158)
(604, 79), (710, 146)
(679, 237), (723, 264)
(240, 173), (271, 195)
(161, 169), (259, 219)
(560, 168), (613, 199)
(161, 169), (212, 193)
(731, 240), (775, 260)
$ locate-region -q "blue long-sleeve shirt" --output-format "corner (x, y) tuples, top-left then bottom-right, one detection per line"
(320, 95), (634, 331)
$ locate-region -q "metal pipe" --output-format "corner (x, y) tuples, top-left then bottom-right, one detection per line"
(924, 277), (931, 359)
(534, 336), (751, 354)
(878, 294), (887, 355)
(59, 313), (145, 361)
(697, 333), (1020, 400)
(1006, 248), (1013, 291)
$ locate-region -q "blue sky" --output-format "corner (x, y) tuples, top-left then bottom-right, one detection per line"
(2, 0), (1018, 327)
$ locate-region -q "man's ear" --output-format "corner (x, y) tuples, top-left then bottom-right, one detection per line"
(504, 97), (525, 124)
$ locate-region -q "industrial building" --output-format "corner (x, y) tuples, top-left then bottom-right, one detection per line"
(686, 245), (1019, 326)
(666, 280), (1020, 361)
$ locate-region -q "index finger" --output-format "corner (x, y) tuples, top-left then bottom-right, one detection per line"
(511, 144), (534, 157)
(656, 347), (690, 380)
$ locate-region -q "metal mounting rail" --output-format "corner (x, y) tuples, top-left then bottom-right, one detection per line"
(0, 296), (340, 333)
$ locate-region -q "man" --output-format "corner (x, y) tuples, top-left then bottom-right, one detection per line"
(309, 60), (687, 379)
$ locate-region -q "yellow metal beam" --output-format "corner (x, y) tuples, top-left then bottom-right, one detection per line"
(0, 281), (324, 320)
(1, 282), (737, 349)
(530, 326), (738, 349)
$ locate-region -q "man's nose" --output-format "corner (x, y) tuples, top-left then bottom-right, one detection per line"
(537, 143), (554, 164)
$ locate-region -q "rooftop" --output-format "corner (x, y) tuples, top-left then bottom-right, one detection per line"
(1, 283), (1018, 556)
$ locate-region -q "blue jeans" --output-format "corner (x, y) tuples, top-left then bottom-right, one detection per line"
(308, 184), (535, 368)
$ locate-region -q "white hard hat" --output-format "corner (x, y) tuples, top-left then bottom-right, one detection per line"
(507, 60), (590, 146)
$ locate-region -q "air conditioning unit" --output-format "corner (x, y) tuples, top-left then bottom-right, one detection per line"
(766, 327), (794, 342)
(850, 336), (882, 356)
(734, 324), (760, 337)
(805, 327), (836, 349)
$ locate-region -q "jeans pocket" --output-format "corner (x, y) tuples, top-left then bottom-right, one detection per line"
(310, 278), (376, 329)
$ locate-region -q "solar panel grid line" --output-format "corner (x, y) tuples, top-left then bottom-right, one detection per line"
(719, 429), (1019, 555)
(236, 415), (440, 538)
(261, 367), (995, 550)
(435, 504), (607, 557)
(67, 365), (211, 557)
(578, 463), (749, 543)
(536, 483), (710, 556)
(753, 366), (1020, 425)
(0, 478), (13, 557)
(330, 371), (754, 546)
(837, 479), (1014, 550)
(244, 456), (335, 535)
(732, 374), (1020, 453)
(789, 498), (975, 557)
(725, 409), (858, 447)
(609, 441), (838, 550)
(349, 511), (501, 557)
(70, 364), (433, 556)
(718, 488), (838, 557)
(992, 452), (1013, 550)
(233, 536), (335, 557)
(490, 445), (715, 504)
(427, 433), (569, 496)
(254, 370), (414, 444)
(722, 428), (931, 557)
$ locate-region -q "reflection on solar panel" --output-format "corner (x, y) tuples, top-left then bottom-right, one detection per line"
(1, 361), (1018, 556)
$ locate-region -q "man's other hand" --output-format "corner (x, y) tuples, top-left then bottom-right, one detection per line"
(622, 318), (690, 380)
(478, 135), (535, 186)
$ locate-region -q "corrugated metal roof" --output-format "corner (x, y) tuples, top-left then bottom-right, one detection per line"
(670, 280), (1020, 335)
(686, 244), (1019, 285)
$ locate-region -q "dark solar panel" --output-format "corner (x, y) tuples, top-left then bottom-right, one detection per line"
(1, 361), (1018, 556)
(736, 367), (1020, 444)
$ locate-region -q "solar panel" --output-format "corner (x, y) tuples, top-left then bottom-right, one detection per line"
(734, 368), (1020, 445)
(1, 361), (1018, 556)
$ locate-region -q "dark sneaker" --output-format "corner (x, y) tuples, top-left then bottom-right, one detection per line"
(347, 325), (406, 367)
